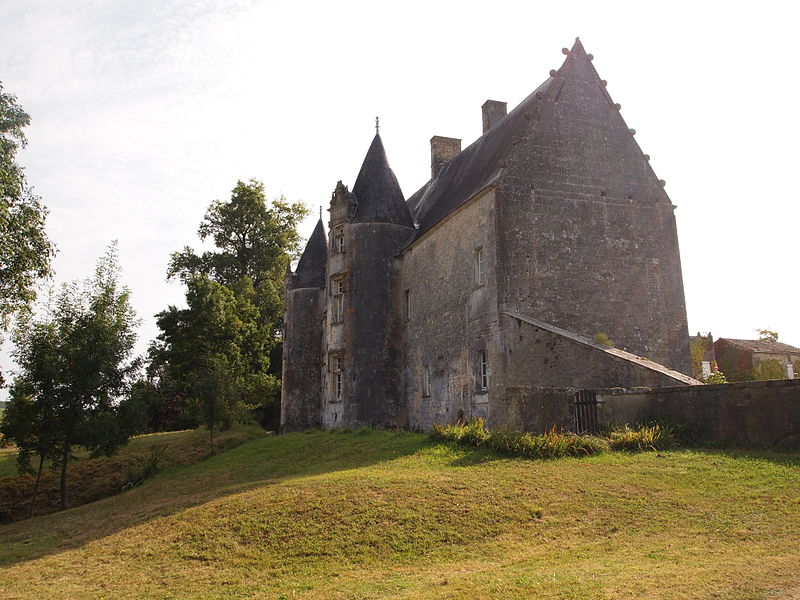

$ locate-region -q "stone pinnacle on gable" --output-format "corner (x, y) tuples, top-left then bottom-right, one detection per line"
(291, 218), (327, 289)
(351, 133), (414, 227)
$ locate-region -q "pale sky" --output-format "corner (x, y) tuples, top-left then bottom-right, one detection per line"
(1, 0), (798, 380)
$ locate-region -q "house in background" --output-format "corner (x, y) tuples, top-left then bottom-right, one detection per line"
(690, 332), (716, 379)
(714, 338), (800, 381)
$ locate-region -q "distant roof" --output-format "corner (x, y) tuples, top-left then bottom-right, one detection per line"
(292, 218), (327, 288)
(352, 134), (413, 227)
(718, 338), (800, 354)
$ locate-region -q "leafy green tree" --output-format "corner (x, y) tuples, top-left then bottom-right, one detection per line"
(0, 82), (55, 333)
(1, 244), (139, 510)
(150, 276), (272, 442)
(167, 179), (307, 335)
(150, 180), (304, 430)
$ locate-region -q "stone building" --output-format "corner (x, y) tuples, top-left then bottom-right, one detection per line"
(281, 39), (697, 432)
(715, 338), (800, 381)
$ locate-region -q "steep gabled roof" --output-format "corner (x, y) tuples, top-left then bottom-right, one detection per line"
(407, 38), (665, 244)
(352, 134), (413, 227)
(719, 338), (800, 355)
(292, 218), (327, 288)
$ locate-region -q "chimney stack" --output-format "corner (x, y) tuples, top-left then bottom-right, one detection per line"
(430, 136), (461, 179)
(482, 100), (507, 133)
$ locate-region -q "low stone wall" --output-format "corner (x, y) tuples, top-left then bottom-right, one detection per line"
(493, 386), (576, 433)
(495, 379), (800, 447)
(596, 379), (800, 447)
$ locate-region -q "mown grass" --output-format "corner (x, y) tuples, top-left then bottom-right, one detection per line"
(0, 425), (264, 521)
(1, 430), (799, 599)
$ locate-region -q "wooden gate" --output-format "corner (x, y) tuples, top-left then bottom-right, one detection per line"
(574, 389), (599, 434)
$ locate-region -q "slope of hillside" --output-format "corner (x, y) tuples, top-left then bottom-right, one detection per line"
(1, 430), (799, 599)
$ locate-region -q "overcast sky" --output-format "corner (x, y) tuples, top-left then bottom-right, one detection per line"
(1, 0), (798, 379)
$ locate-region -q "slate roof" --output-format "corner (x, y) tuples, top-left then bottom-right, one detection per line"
(405, 38), (630, 244)
(719, 338), (800, 355)
(352, 134), (414, 227)
(406, 75), (546, 238)
(292, 218), (327, 288)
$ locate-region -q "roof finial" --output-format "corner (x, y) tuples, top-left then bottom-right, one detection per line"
(375, 116), (380, 134)
(319, 205), (322, 220)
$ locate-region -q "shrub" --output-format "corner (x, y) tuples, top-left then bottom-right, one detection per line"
(592, 332), (614, 347)
(122, 446), (167, 492)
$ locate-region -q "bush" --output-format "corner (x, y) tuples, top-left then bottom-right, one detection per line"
(122, 446), (167, 491)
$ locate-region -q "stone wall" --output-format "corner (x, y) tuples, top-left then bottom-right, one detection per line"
(597, 379), (800, 447)
(497, 313), (694, 392)
(491, 379), (800, 447)
(494, 47), (690, 374)
(281, 287), (324, 432)
(398, 189), (499, 431)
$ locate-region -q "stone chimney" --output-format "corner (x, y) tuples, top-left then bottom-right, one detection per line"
(430, 136), (461, 179)
(482, 100), (507, 133)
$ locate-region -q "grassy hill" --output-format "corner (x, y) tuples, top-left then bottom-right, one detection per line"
(1, 429), (799, 599)
(0, 426), (265, 520)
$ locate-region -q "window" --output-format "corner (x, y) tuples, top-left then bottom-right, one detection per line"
(475, 246), (486, 286)
(422, 365), (431, 397)
(478, 350), (489, 391)
(334, 225), (344, 253)
(404, 289), (411, 321)
(332, 277), (345, 323)
(331, 353), (343, 401)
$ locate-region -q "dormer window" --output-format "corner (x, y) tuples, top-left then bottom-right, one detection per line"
(334, 225), (344, 254)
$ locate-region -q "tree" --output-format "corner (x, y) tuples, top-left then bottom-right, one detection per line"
(149, 180), (304, 430)
(1, 243), (139, 510)
(756, 329), (779, 342)
(167, 179), (307, 335)
(0, 82), (55, 333)
(150, 276), (268, 444)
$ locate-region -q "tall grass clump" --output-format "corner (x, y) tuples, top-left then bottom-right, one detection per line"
(431, 419), (608, 459)
(607, 424), (674, 452)
(430, 418), (490, 446)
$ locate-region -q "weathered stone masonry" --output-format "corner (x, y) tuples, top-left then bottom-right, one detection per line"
(281, 39), (698, 432)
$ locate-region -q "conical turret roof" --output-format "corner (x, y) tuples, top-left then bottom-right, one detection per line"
(292, 218), (327, 288)
(352, 134), (413, 227)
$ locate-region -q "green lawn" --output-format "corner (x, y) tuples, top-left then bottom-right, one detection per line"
(1, 430), (799, 599)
